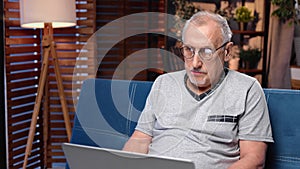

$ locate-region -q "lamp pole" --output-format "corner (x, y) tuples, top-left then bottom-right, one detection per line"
(19, 0), (76, 167)
(23, 23), (72, 169)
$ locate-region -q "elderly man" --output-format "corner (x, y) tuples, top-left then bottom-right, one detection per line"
(123, 11), (273, 169)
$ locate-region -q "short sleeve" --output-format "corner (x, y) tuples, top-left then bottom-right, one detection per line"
(135, 76), (163, 136)
(238, 80), (274, 143)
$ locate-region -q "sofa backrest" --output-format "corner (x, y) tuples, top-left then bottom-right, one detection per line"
(70, 78), (153, 149)
(263, 89), (300, 169)
(69, 78), (300, 169)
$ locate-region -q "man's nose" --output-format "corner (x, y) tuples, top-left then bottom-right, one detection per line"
(192, 53), (203, 68)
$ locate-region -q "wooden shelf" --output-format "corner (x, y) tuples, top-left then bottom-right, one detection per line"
(233, 29), (265, 78)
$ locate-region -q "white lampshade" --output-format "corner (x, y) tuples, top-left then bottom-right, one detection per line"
(20, 0), (76, 28)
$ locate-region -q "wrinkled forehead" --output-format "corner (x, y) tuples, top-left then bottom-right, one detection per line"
(182, 20), (221, 48)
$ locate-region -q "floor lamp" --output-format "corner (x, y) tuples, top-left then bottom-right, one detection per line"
(19, 0), (76, 168)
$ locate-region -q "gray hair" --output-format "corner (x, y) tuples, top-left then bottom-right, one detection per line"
(182, 11), (232, 44)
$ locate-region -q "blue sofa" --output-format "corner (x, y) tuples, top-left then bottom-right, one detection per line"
(68, 78), (300, 169)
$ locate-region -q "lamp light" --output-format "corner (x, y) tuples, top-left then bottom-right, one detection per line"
(19, 0), (76, 168)
(20, 0), (76, 28)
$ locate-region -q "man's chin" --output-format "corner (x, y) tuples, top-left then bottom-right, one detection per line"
(190, 79), (209, 88)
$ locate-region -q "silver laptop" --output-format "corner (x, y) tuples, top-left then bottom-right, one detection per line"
(62, 143), (195, 169)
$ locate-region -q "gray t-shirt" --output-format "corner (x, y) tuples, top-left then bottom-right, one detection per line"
(135, 69), (273, 169)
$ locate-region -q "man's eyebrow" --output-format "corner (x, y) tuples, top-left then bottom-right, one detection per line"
(183, 43), (213, 49)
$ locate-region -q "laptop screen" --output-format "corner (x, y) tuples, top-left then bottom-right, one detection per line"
(62, 143), (195, 169)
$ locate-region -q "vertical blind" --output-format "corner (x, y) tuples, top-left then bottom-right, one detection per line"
(96, 0), (166, 81)
(4, 0), (166, 167)
(4, 0), (96, 168)
(5, 0), (44, 168)
(1, 0), (7, 168)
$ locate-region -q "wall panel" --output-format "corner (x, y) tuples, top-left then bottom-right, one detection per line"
(3, 0), (96, 168)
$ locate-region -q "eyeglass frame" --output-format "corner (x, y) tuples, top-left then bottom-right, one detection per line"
(180, 41), (229, 61)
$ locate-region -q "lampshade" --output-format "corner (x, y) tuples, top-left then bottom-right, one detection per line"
(20, 0), (76, 28)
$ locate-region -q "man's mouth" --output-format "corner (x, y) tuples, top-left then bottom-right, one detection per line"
(191, 69), (206, 75)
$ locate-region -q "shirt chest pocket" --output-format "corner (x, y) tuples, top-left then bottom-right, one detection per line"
(202, 115), (240, 143)
(201, 96), (245, 143)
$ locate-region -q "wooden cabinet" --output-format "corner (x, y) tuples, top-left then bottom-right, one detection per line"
(233, 0), (270, 87)
(232, 30), (265, 76)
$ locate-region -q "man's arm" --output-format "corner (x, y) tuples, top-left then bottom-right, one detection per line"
(227, 140), (268, 169)
(122, 130), (152, 154)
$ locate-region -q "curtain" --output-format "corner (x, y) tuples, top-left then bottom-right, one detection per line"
(267, 4), (294, 89)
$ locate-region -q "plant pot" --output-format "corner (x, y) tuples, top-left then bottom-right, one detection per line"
(240, 59), (259, 69)
(239, 22), (248, 31)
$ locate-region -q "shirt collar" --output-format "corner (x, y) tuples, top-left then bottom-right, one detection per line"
(184, 68), (228, 101)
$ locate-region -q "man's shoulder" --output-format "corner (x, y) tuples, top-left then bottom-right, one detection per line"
(151, 70), (185, 89)
(155, 70), (185, 82)
(224, 69), (263, 92)
(227, 69), (257, 84)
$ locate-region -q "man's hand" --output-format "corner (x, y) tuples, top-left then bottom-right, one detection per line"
(122, 130), (152, 154)
(227, 140), (268, 169)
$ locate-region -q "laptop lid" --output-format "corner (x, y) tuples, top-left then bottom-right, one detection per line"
(62, 143), (195, 169)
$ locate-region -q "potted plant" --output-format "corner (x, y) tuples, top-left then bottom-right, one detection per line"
(239, 47), (261, 69)
(271, 0), (299, 24)
(234, 6), (254, 31)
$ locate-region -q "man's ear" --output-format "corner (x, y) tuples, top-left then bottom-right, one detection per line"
(224, 42), (234, 62)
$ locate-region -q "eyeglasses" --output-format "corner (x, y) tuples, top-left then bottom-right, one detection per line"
(180, 42), (229, 60)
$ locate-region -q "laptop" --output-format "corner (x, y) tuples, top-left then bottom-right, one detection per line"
(62, 143), (195, 169)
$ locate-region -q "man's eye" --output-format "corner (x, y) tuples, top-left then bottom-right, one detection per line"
(202, 48), (213, 54)
(183, 46), (192, 51)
